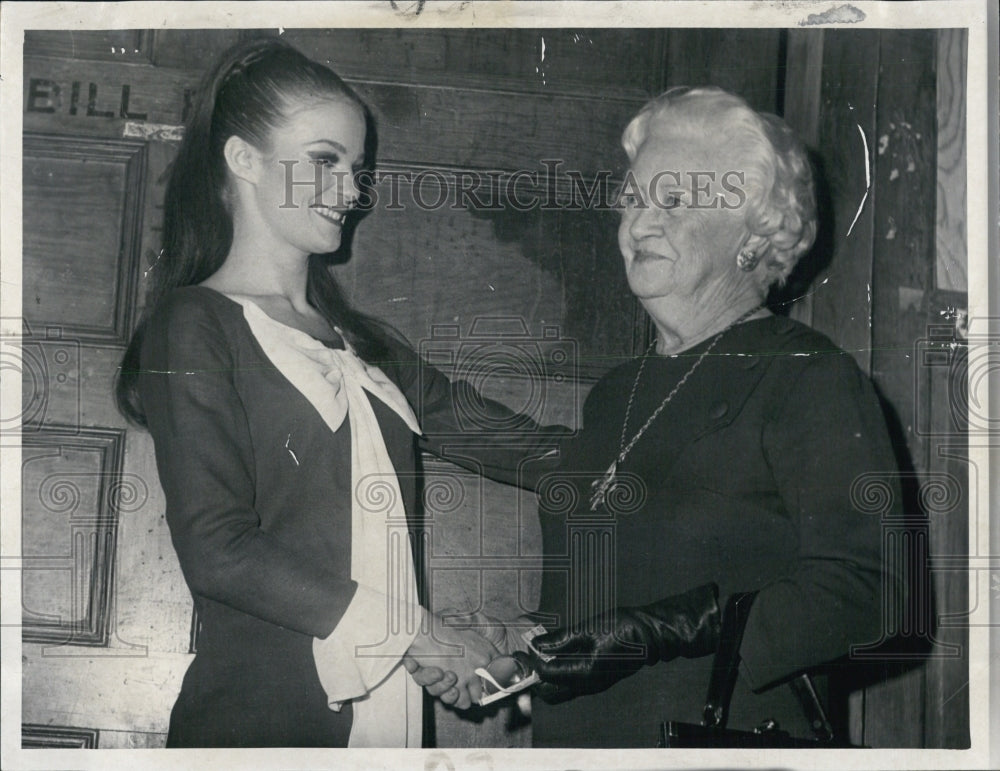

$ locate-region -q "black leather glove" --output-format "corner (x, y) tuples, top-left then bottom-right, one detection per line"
(521, 582), (722, 701)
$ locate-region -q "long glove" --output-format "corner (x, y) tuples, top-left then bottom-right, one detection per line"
(520, 582), (722, 701)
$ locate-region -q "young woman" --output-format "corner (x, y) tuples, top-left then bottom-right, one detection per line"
(116, 37), (558, 748)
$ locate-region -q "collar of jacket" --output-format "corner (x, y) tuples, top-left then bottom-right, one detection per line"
(630, 316), (818, 480)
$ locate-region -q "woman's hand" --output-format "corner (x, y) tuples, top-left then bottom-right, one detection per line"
(436, 608), (531, 654)
(527, 583), (722, 700)
(401, 655), (458, 698)
(405, 614), (500, 710)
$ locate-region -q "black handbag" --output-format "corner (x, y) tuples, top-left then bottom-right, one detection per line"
(659, 592), (857, 748)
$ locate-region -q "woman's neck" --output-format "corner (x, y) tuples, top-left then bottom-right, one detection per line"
(644, 293), (768, 355)
(202, 233), (311, 312)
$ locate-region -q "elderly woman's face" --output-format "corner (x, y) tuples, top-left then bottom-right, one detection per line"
(617, 131), (753, 304)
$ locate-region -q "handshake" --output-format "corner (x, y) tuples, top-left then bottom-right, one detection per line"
(402, 583), (724, 711)
(402, 609), (544, 711)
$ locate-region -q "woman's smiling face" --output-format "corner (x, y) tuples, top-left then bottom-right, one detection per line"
(250, 98), (366, 257)
(617, 130), (754, 305)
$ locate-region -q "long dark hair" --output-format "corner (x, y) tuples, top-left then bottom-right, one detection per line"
(116, 37), (391, 426)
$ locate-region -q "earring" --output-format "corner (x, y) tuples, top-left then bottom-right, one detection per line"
(737, 248), (760, 272)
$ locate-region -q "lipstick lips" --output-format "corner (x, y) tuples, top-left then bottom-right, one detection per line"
(312, 204), (347, 226)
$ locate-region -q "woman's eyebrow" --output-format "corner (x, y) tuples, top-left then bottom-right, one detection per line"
(306, 139), (348, 153)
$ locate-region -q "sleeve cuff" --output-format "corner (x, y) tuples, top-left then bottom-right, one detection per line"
(312, 584), (427, 708)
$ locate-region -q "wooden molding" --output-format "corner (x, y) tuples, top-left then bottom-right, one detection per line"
(22, 722), (100, 748)
(240, 27), (666, 101)
(934, 29), (968, 293)
(21, 426), (126, 646)
(23, 133), (147, 347)
(188, 607), (201, 655)
(148, 29), (243, 70)
(24, 29), (152, 63)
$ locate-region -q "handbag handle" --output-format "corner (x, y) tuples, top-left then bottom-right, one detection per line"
(701, 591), (835, 743)
(702, 591), (757, 728)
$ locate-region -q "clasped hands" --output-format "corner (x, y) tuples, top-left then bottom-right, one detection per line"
(404, 583), (724, 709)
(403, 608), (520, 711)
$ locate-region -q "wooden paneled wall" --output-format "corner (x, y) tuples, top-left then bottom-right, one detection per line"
(934, 29), (968, 293)
(783, 29), (970, 749)
(20, 30), (213, 751)
(924, 27), (971, 751)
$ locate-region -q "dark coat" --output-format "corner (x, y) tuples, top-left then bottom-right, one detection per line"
(530, 315), (904, 748)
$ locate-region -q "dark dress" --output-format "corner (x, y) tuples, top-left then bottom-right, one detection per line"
(530, 315), (904, 747)
(138, 286), (562, 747)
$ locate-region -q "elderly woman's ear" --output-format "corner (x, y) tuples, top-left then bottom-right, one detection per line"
(738, 234), (777, 294)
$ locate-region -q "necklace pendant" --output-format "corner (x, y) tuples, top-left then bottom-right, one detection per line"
(589, 461), (618, 511)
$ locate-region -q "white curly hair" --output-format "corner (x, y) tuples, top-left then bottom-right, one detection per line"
(621, 86), (817, 288)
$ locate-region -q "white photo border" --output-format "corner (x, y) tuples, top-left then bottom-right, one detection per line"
(1, 2), (996, 770)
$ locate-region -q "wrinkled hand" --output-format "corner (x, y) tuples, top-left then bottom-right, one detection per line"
(437, 608), (531, 655)
(405, 613), (500, 710)
(525, 583), (722, 702)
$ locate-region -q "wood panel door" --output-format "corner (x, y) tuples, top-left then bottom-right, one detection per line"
(16, 28), (783, 748)
(782, 28), (970, 749)
(18, 30), (240, 750)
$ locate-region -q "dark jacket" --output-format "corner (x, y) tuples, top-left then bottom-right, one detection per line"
(138, 286), (563, 746)
(530, 315), (904, 747)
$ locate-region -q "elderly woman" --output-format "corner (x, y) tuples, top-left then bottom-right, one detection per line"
(488, 86), (904, 747)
